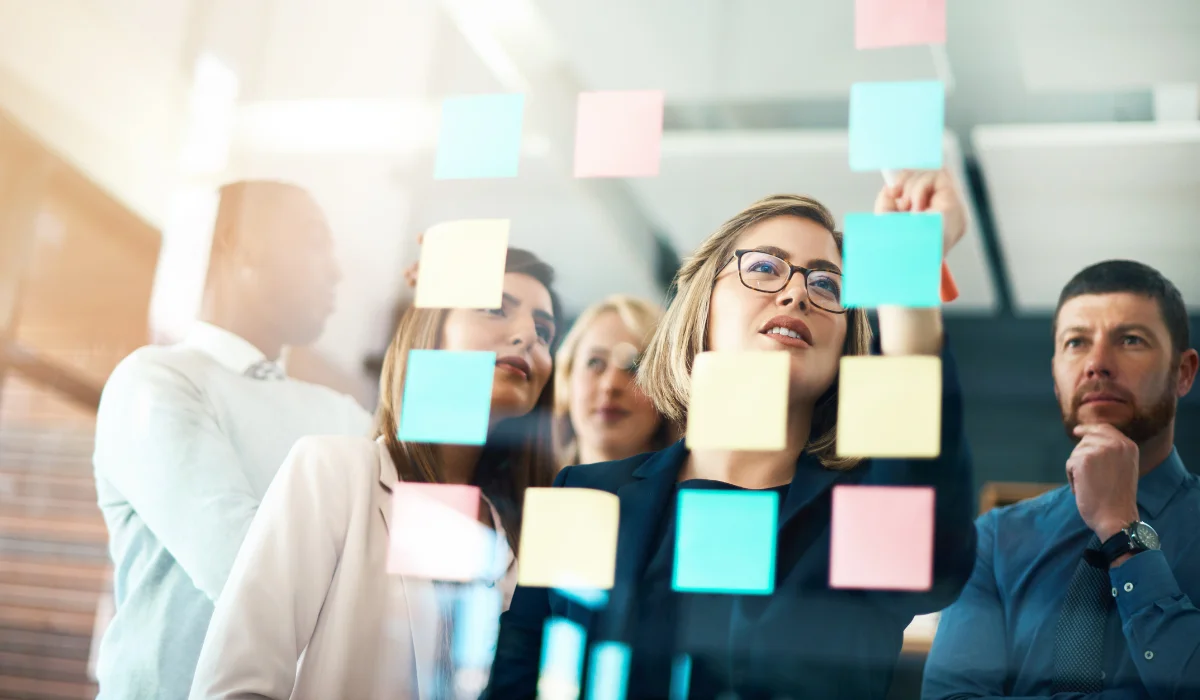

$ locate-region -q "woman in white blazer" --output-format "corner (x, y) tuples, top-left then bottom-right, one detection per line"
(189, 248), (562, 700)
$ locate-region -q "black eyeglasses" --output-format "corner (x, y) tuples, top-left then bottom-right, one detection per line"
(721, 249), (846, 314)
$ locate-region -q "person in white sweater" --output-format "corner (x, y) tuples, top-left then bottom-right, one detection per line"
(92, 180), (373, 700)
(190, 247), (562, 700)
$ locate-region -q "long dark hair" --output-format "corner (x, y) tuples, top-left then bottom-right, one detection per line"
(373, 248), (561, 553)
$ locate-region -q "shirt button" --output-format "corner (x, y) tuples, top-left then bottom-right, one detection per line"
(1124, 582), (1135, 592)
(1112, 587), (1118, 597)
(1145, 651), (1154, 660)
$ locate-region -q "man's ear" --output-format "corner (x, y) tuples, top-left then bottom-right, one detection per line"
(1176, 348), (1199, 397)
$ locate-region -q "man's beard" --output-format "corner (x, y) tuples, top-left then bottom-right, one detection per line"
(1061, 373), (1177, 445)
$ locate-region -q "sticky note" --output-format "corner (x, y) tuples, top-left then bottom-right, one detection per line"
(414, 220), (510, 309)
(587, 642), (631, 700)
(686, 352), (789, 451)
(673, 490), (778, 594)
(843, 213), (943, 308)
(669, 654), (692, 700)
(849, 81), (944, 171)
(573, 90), (665, 178)
(387, 484), (500, 581)
(856, 0), (946, 49)
(830, 485), (935, 590)
(539, 617), (586, 700)
(836, 355), (942, 458)
(397, 350), (496, 445)
(518, 488), (620, 590)
(434, 94), (525, 179)
(454, 584), (503, 668)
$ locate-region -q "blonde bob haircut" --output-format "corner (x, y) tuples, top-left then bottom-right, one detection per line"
(637, 194), (874, 471)
(552, 295), (673, 466)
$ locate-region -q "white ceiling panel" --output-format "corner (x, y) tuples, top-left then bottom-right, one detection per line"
(974, 121), (1200, 312)
(534, 0), (942, 100)
(630, 130), (997, 313)
(1009, 0), (1200, 92)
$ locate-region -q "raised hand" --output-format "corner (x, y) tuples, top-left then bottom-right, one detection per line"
(873, 169), (967, 256)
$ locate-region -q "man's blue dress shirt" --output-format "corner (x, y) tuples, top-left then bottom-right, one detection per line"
(923, 448), (1200, 700)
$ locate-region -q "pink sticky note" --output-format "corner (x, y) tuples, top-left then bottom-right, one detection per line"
(387, 483), (498, 581)
(855, 0), (946, 50)
(829, 485), (934, 591)
(573, 90), (665, 178)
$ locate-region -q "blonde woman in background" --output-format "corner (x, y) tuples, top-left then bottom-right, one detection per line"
(553, 295), (675, 468)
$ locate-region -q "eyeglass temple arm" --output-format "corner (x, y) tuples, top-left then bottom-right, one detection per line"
(881, 170), (959, 304)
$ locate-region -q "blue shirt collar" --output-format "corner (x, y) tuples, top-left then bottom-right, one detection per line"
(1138, 447), (1188, 519)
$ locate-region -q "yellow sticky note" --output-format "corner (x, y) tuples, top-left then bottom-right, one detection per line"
(517, 488), (619, 590)
(686, 351), (789, 451)
(836, 355), (942, 458)
(414, 219), (510, 309)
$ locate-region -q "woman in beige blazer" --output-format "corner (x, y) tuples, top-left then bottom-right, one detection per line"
(189, 249), (562, 700)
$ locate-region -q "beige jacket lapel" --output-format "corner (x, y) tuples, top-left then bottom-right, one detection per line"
(374, 438), (439, 700)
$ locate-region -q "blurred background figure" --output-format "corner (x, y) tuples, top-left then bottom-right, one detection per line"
(90, 180), (372, 700)
(190, 249), (560, 700)
(553, 294), (674, 467)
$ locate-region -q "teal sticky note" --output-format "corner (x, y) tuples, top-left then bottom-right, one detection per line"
(453, 584), (502, 668)
(843, 213), (943, 308)
(434, 94), (525, 179)
(849, 81), (944, 171)
(538, 617), (586, 699)
(397, 350), (495, 445)
(672, 490), (778, 595)
(587, 642), (631, 700)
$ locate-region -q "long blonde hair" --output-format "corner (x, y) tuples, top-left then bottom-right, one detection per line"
(637, 194), (874, 471)
(551, 295), (673, 466)
(373, 248), (561, 552)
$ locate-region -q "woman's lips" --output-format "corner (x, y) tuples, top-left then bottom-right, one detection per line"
(595, 407), (630, 423)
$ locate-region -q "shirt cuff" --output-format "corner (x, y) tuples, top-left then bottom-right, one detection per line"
(1108, 549), (1183, 619)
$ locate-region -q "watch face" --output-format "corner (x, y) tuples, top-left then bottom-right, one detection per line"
(1130, 522), (1161, 550)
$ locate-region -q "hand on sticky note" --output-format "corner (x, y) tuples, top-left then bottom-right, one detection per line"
(518, 488), (619, 590)
(686, 351), (790, 451)
(414, 220), (510, 309)
(830, 485), (935, 591)
(874, 170), (965, 256)
(836, 355), (942, 458)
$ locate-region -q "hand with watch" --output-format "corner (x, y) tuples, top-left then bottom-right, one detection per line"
(1066, 422), (1156, 568)
(1085, 520), (1161, 569)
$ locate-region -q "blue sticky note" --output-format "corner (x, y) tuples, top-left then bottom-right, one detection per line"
(554, 586), (610, 611)
(434, 94), (525, 179)
(397, 350), (495, 445)
(849, 81), (944, 171)
(586, 642), (631, 700)
(453, 584), (502, 668)
(672, 490), (778, 595)
(539, 617), (586, 699)
(668, 654), (692, 700)
(843, 213), (943, 308)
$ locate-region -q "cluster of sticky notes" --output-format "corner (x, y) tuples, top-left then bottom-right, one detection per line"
(386, 483), (502, 581)
(836, 355), (942, 458)
(397, 350), (496, 445)
(673, 489), (778, 594)
(685, 351), (790, 451)
(538, 617), (587, 700)
(517, 488), (620, 590)
(414, 220), (510, 310)
(433, 90), (665, 180)
(843, 212), (943, 308)
(830, 485), (935, 590)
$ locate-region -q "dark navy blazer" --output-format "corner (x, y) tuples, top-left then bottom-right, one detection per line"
(485, 343), (978, 699)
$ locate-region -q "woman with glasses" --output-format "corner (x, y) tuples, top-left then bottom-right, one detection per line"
(190, 249), (561, 700)
(485, 172), (977, 700)
(552, 295), (676, 469)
